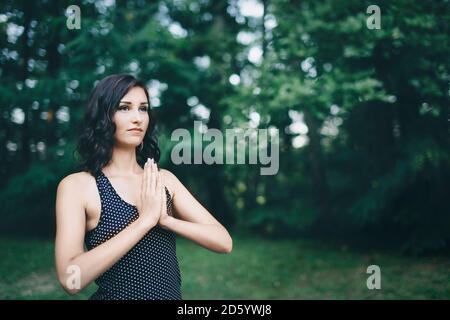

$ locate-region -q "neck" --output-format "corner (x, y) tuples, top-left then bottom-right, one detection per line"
(103, 145), (142, 176)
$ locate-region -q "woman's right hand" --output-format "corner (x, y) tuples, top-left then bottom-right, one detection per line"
(136, 158), (163, 230)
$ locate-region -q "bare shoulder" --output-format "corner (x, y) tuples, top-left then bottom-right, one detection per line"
(159, 168), (177, 180)
(57, 172), (95, 207)
(159, 168), (180, 197)
(57, 171), (92, 190)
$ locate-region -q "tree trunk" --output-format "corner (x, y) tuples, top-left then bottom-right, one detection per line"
(303, 108), (332, 229)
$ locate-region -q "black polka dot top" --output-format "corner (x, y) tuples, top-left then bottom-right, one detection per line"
(84, 170), (182, 300)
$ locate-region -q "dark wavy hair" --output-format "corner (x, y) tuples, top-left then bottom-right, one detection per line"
(74, 74), (160, 176)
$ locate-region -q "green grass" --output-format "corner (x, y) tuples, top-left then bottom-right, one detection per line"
(0, 235), (448, 299)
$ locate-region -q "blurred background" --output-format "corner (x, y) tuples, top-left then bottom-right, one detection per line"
(0, 0), (449, 299)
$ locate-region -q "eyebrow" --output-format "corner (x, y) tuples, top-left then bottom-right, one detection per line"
(119, 101), (149, 105)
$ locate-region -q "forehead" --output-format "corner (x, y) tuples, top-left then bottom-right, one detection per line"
(120, 86), (148, 102)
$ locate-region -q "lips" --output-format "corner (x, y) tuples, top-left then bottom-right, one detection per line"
(128, 128), (143, 132)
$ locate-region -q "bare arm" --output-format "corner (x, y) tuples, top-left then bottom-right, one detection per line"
(55, 160), (161, 294)
(159, 169), (233, 254)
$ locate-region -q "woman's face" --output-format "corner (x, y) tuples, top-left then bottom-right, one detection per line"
(112, 86), (150, 148)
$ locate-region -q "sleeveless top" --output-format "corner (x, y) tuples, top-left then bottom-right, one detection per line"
(84, 171), (182, 300)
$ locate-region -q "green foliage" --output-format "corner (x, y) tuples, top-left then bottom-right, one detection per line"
(0, 0), (448, 254)
(1, 237), (449, 299)
(0, 142), (76, 236)
(245, 203), (318, 237)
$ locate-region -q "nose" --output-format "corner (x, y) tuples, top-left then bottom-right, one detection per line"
(131, 109), (143, 123)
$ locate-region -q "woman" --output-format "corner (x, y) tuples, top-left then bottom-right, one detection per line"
(54, 74), (233, 300)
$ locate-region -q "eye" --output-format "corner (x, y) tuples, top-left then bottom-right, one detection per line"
(139, 106), (149, 112)
(118, 105), (129, 111)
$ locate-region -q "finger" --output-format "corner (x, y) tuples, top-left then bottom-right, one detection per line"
(155, 169), (161, 196)
(141, 161), (146, 202)
(143, 159), (148, 196)
(158, 174), (164, 212)
(150, 160), (156, 194)
(159, 170), (163, 192)
(146, 160), (152, 195)
(157, 164), (162, 195)
(154, 163), (160, 195)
